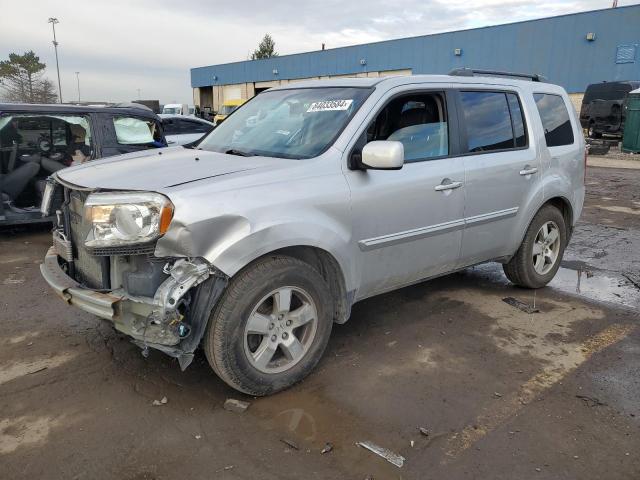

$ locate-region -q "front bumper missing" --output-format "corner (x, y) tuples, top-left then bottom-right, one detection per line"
(40, 247), (228, 369)
(41, 247), (121, 319)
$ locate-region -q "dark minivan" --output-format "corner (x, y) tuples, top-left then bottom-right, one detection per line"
(579, 80), (640, 138)
(0, 103), (166, 226)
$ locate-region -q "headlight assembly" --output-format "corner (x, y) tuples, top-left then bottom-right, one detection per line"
(84, 192), (174, 248)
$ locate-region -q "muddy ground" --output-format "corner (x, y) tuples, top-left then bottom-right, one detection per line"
(1, 165), (639, 480)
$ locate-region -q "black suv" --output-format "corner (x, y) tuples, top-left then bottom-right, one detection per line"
(0, 103), (166, 226)
(579, 80), (640, 138)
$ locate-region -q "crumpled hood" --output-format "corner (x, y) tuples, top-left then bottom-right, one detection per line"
(55, 147), (292, 191)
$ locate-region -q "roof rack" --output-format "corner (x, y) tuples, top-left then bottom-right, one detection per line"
(448, 68), (546, 82)
(111, 102), (153, 111)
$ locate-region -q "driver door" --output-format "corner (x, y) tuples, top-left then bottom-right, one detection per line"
(345, 88), (466, 299)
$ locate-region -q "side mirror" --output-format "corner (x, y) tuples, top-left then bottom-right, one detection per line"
(361, 141), (404, 170)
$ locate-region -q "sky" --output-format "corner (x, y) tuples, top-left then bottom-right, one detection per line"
(0, 0), (637, 104)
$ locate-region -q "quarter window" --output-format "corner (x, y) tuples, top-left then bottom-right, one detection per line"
(534, 94), (574, 147)
(460, 91), (515, 152)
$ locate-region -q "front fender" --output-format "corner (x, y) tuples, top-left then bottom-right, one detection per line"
(156, 215), (356, 292)
(211, 220), (356, 291)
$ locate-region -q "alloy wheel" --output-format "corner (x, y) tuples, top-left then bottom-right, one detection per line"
(532, 220), (561, 275)
(243, 286), (318, 374)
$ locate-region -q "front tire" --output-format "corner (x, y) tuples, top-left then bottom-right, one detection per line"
(204, 255), (333, 396)
(503, 205), (566, 289)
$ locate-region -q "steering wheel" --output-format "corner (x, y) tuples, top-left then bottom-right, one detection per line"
(38, 135), (52, 154)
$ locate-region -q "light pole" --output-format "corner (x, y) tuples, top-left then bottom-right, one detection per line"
(48, 17), (63, 103)
(75, 71), (80, 102)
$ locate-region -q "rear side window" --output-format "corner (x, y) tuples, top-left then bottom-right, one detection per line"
(534, 94), (574, 147)
(459, 91), (529, 153)
(113, 116), (161, 146)
(162, 118), (180, 135)
(180, 119), (213, 134)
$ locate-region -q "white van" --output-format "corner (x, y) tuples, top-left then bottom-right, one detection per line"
(161, 103), (188, 115)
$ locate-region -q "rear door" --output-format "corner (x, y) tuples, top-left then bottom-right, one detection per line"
(103, 114), (164, 156)
(456, 88), (542, 266)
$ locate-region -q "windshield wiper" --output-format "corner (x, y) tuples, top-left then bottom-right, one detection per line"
(225, 148), (254, 157)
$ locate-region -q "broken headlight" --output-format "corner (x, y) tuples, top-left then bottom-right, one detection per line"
(84, 192), (174, 248)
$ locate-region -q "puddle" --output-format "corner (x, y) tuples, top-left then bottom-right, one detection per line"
(550, 267), (640, 309)
(468, 264), (640, 310)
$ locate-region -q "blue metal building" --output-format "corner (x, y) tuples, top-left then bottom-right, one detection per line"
(191, 5), (640, 109)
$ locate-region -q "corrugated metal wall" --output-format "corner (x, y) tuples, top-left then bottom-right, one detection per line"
(191, 5), (640, 94)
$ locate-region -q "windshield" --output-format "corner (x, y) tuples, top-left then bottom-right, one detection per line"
(163, 107), (180, 114)
(199, 87), (371, 159)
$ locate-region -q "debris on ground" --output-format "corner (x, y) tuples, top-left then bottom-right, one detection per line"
(195, 434), (202, 440)
(321, 442), (333, 454)
(494, 392), (503, 398)
(152, 396), (168, 406)
(26, 366), (47, 375)
(502, 297), (540, 314)
(280, 438), (299, 450)
(576, 394), (608, 406)
(418, 427), (430, 437)
(223, 398), (250, 413)
(623, 272), (640, 290)
(356, 441), (405, 468)
(410, 440), (415, 447)
(215, 465), (234, 473)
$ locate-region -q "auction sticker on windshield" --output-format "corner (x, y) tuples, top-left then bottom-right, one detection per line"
(307, 99), (353, 112)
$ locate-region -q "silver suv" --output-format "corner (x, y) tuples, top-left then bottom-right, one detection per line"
(41, 72), (585, 395)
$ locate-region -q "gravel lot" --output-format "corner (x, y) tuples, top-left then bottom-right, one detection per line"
(1, 164), (639, 479)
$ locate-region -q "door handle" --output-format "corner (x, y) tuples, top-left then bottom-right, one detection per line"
(519, 167), (538, 176)
(434, 180), (463, 191)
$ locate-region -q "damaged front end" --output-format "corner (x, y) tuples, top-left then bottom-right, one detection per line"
(120, 257), (227, 369)
(40, 180), (228, 369)
(42, 249), (227, 369)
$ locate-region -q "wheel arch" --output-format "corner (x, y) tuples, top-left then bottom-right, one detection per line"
(545, 196), (574, 240)
(208, 222), (356, 324)
(264, 245), (351, 324)
(504, 194), (575, 264)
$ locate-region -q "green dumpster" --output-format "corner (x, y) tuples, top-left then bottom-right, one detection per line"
(622, 88), (640, 153)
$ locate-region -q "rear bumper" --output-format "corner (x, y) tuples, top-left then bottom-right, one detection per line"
(40, 246), (122, 320)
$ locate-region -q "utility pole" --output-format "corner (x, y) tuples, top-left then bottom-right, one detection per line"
(48, 17), (63, 103)
(75, 71), (80, 102)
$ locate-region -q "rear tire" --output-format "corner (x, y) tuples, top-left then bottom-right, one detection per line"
(204, 255), (333, 396)
(503, 205), (566, 289)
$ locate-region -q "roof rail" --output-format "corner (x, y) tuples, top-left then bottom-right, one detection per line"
(448, 67), (546, 82)
(111, 102), (153, 111)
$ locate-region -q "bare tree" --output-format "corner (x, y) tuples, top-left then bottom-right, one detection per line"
(0, 51), (58, 103)
(251, 34), (278, 60)
(33, 78), (59, 104)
